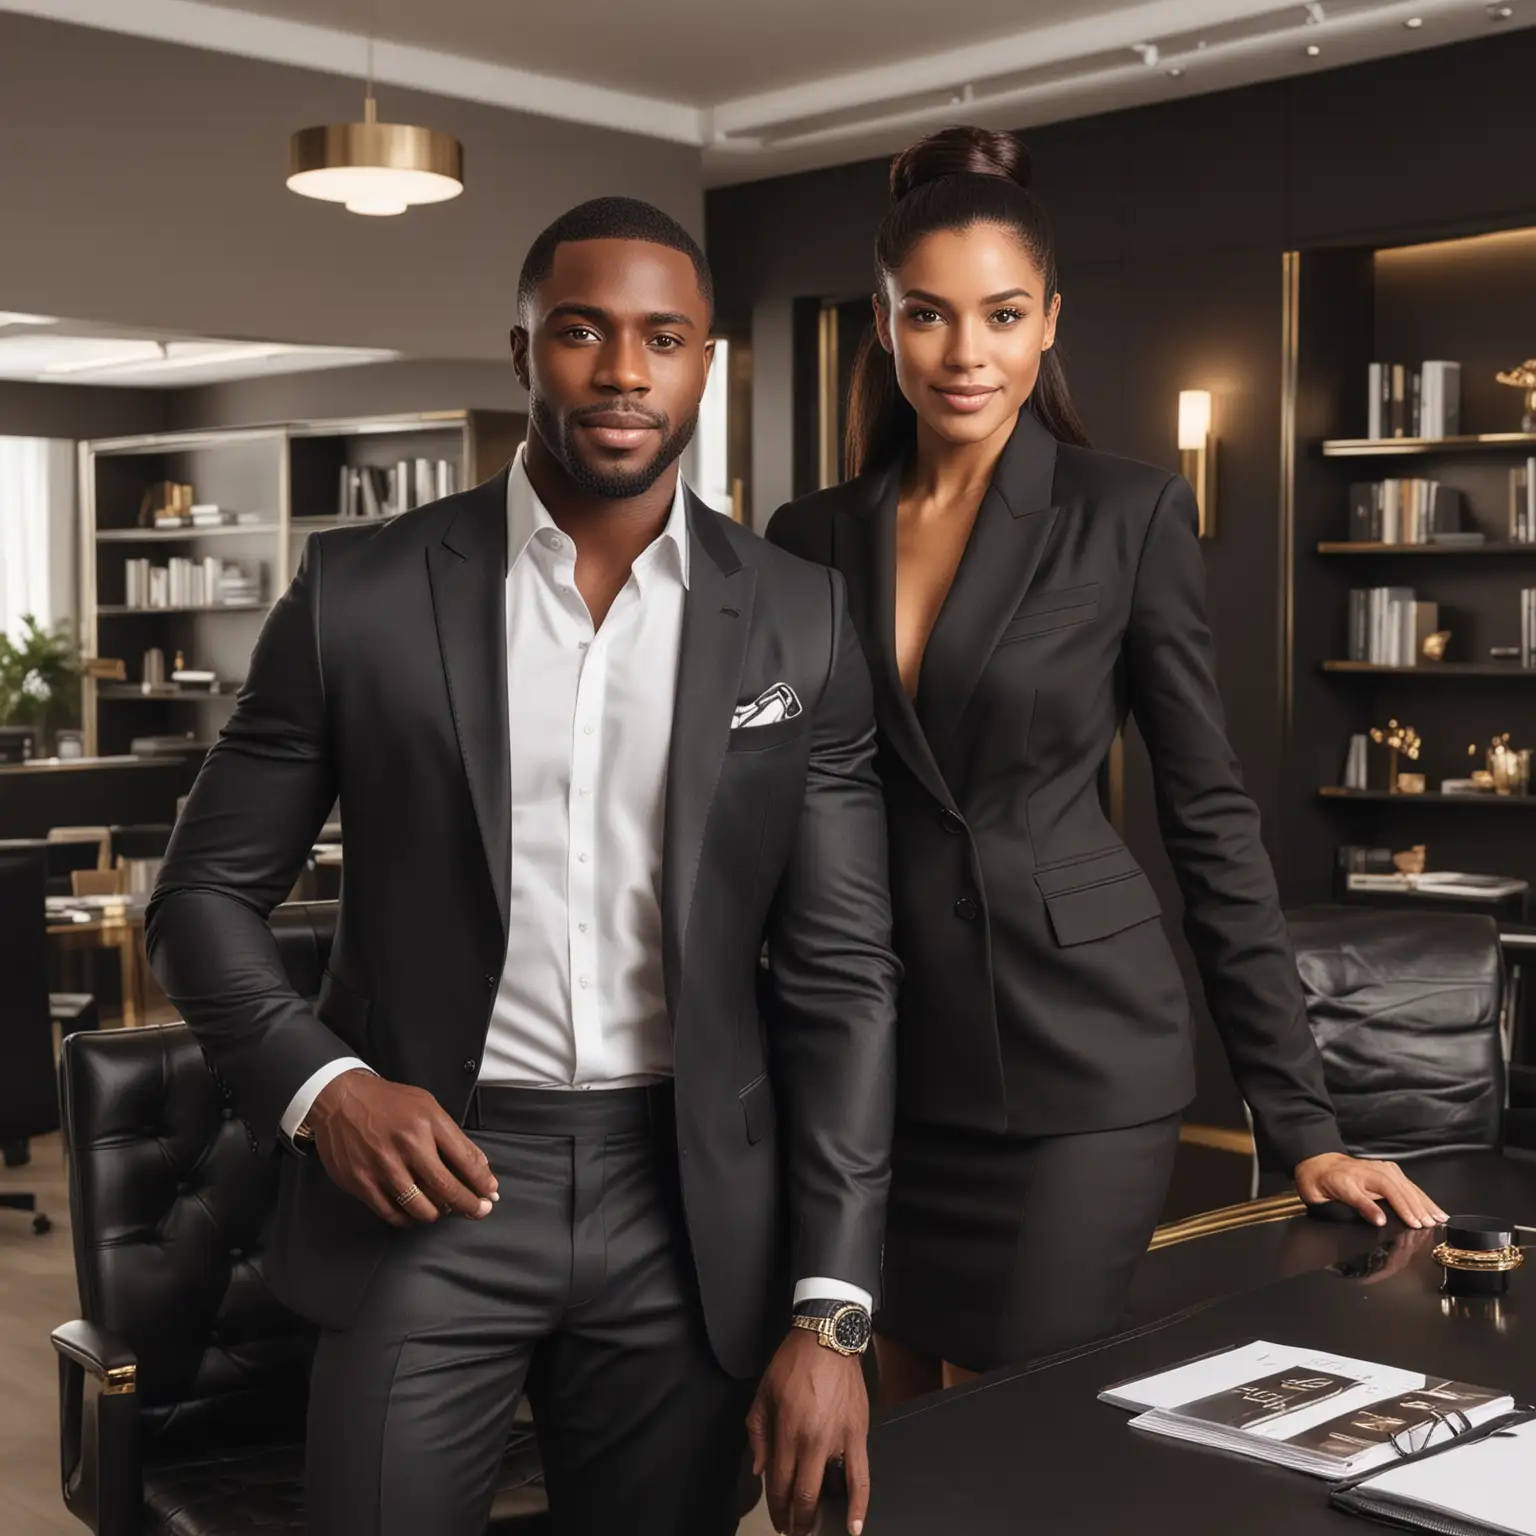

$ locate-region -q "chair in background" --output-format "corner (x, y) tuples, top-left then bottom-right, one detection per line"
(45, 827), (111, 900)
(0, 839), (60, 1232)
(50, 900), (548, 1535)
(1286, 904), (1508, 1162)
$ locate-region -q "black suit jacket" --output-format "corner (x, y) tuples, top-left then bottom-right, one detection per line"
(767, 410), (1342, 1173)
(146, 469), (898, 1379)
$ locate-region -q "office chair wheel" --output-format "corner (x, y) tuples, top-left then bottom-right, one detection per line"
(32, 1213), (50, 1235)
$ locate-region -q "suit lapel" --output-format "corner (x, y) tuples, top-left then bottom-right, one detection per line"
(915, 410), (1060, 758)
(426, 471), (512, 943)
(661, 492), (755, 1018)
(839, 466), (957, 813)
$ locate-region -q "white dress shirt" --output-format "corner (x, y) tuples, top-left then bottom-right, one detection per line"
(281, 448), (868, 1311)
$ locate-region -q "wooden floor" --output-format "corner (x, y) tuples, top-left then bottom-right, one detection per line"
(0, 1132), (1247, 1534)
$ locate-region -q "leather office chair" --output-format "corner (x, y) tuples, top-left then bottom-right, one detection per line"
(1286, 905), (1508, 1161)
(50, 899), (548, 1536)
(0, 838), (61, 1231)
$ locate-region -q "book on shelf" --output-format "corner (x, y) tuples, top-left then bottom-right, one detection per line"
(1339, 845), (1397, 877)
(1513, 462), (1536, 544)
(1367, 361), (1461, 439)
(1348, 587), (1433, 665)
(1101, 1340), (1511, 1481)
(333, 459), (460, 521)
(1523, 587), (1536, 669)
(1347, 480), (1463, 544)
(120, 556), (263, 609)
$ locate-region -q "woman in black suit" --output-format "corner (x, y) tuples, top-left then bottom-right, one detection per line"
(767, 126), (1444, 1400)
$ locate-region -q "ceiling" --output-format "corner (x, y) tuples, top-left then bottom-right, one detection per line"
(0, 314), (396, 387)
(194, 0), (1125, 104)
(6, 0), (1533, 183)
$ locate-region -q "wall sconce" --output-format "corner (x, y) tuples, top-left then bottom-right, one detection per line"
(1178, 388), (1216, 538)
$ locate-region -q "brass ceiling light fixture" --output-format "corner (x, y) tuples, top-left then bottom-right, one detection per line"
(286, 0), (463, 217)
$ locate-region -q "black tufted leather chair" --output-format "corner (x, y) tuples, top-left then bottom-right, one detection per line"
(1286, 905), (1508, 1161)
(51, 900), (547, 1535)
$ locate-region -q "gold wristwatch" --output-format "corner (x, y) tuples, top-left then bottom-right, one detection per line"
(790, 1301), (872, 1356)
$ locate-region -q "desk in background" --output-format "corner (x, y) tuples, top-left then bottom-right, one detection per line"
(0, 754), (201, 841)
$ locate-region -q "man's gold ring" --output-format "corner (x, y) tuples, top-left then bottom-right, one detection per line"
(395, 1183), (422, 1209)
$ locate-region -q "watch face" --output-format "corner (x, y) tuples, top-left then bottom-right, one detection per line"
(832, 1306), (872, 1353)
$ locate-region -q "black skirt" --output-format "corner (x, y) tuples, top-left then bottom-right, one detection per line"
(877, 1111), (1182, 1374)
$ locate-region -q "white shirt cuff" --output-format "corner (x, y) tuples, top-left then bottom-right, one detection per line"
(279, 1057), (373, 1141)
(793, 1277), (873, 1313)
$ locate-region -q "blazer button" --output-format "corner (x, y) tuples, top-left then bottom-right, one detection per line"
(463, 1058), (478, 1075)
(484, 973), (497, 991)
(940, 809), (965, 836)
(953, 896), (979, 922)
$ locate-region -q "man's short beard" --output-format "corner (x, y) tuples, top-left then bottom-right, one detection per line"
(530, 395), (699, 500)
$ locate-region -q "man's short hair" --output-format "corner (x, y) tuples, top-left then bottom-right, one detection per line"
(517, 197), (714, 322)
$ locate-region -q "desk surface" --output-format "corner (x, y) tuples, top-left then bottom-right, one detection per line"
(862, 1152), (1536, 1534)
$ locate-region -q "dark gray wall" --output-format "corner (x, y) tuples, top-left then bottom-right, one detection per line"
(0, 12), (702, 361)
(0, 380), (165, 441)
(707, 29), (1536, 1129)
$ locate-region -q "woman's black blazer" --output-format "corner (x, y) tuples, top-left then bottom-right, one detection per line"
(767, 409), (1343, 1171)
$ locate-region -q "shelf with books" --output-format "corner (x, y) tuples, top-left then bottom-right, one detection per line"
(96, 603), (268, 616)
(95, 523), (280, 542)
(1317, 541), (1536, 554)
(1319, 787), (1536, 807)
(1321, 661), (1536, 676)
(1321, 433), (1536, 457)
(96, 685), (243, 702)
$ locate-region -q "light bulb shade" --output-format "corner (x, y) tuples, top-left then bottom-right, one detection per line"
(1177, 388), (1212, 450)
(288, 121), (463, 215)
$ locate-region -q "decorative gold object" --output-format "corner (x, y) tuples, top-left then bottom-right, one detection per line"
(1396, 774), (1427, 796)
(1433, 1241), (1525, 1275)
(1370, 719), (1421, 790)
(83, 657), (127, 681)
(138, 481), (193, 527)
(1487, 733), (1531, 795)
(1496, 360), (1536, 432)
(1422, 630), (1450, 662)
(1393, 844), (1428, 873)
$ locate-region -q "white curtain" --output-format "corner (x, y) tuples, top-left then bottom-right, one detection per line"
(0, 436), (52, 640)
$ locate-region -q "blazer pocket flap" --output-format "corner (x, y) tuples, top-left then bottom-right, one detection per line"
(739, 1073), (775, 1144)
(1040, 870), (1161, 947)
(316, 969), (372, 1050)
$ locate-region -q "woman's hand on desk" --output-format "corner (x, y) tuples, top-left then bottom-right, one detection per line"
(1294, 1152), (1449, 1229)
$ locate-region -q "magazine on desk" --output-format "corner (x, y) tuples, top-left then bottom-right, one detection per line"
(1101, 1341), (1513, 1478)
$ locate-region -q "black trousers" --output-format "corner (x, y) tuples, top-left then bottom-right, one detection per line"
(878, 1112), (1183, 1374)
(306, 1085), (753, 1536)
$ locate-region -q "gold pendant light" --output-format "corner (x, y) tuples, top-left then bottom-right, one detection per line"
(286, 6), (463, 217)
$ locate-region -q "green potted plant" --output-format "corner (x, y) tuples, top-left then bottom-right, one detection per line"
(0, 615), (82, 756)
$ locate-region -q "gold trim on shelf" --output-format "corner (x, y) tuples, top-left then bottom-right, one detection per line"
(1280, 249), (1300, 745)
(1178, 1123), (1256, 1156)
(1321, 432), (1536, 457)
(1148, 1192), (1306, 1252)
(816, 304), (840, 490)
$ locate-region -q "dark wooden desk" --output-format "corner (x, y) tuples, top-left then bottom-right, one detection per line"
(858, 1153), (1536, 1534)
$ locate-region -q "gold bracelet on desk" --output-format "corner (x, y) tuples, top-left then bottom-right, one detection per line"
(1432, 1241), (1525, 1274)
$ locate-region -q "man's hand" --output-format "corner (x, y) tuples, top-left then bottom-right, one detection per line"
(1295, 1151), (1448, 1230)
(306, 1070), (499, 1228)
(747, 1329), (869, 1536)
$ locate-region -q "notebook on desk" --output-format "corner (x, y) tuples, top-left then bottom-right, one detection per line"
(1331, 1411), (1536, 1535)
(1102, 1341), (1514, 1479)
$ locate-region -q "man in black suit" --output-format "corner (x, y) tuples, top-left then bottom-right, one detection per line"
(147, 199), (897, 1536)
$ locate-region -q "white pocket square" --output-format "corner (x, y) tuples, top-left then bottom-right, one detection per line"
(731, 682), (803, 729)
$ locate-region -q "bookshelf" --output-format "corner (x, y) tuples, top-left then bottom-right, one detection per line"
(79, 408), (524, 756)
(1281, 230), (1536, 911)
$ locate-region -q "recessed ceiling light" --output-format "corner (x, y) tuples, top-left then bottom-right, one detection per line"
(1306, 43), (1322, 56)
(0, 311), (58, 328)
(1168, 67), (1184, 77)
(1404, 16), (1424, 27)
(1487, 2), (1513, 16)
